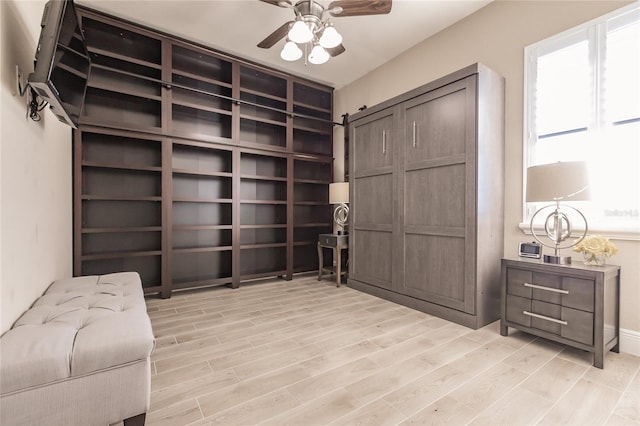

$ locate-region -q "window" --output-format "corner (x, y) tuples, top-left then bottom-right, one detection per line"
(524, 4), (640, 237)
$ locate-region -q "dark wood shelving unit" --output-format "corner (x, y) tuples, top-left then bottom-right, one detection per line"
(170, 46), (233, 143)
(81, 16), (164, 134)
(292, 82), (333, 157)
(239, 65), (288, 151)
(238, 150), (289, 281)
(292, 156), (332, 273)
(74, 7), (334, 297)
(74, 127), (165, 294)
(170, 142), (234, 291)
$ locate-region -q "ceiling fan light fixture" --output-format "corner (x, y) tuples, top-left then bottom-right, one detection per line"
(308, 44), (330, 64)
(259, 0), (394, 64)
(319, 25), (342, 48)
(288, 19), (313, 44)
(280, 40), (303, 61)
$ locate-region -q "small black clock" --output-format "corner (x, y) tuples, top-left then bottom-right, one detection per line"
(519, 241), (542, 259)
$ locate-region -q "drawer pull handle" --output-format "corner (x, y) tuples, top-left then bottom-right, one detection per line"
(523, 310), (568, 326)
(523, 283), (569, 295)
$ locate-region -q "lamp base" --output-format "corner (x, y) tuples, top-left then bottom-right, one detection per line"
(543, 254), (572, 265)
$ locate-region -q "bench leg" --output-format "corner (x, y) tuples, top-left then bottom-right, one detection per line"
(124, 413), (146, 426)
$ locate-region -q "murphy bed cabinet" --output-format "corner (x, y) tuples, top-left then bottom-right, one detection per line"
(348, 64), (505, 329)
(73, 7), (333, 297)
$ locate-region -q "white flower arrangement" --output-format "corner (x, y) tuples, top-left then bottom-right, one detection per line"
(573, 235), (618, 265)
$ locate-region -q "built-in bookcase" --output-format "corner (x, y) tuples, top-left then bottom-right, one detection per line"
(74, 128), (165, 293)
(293, 156), (333, 272)
(239, 66), (288, 150)
(239, 150), (289, 280)
(170, 142), (233, 290)
(292, 82), (333, 156)
(81, 16), (163, 133)
(171, 44), (233, 142)
(74, 7), (334, 297)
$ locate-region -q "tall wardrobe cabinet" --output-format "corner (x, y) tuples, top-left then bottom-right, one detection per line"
(348, 64), (505, 329)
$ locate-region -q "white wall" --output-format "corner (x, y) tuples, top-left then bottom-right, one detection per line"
(334, 1), (639, 348)
(1, 0), (73, 334)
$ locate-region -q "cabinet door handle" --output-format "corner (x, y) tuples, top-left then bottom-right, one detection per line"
(523, 310), (568, 325)
(524, 282), (569, 295)
(382, 130), (387, 154)
(412, 121), (417, 147)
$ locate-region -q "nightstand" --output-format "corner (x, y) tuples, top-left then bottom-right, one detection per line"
(317, 234), (348, 287)
(500, 258), (620, 368)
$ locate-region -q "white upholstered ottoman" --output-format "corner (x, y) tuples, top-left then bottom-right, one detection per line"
(0, 272), (155, 426)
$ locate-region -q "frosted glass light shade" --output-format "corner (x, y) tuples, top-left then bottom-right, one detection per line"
(309, 44), (329, 64)
(319, 26), (342, 48)
(329, 182), (349, 204)
(526, 161), (591, 202)
(288, 20), (313, 44)
(280, 41), (302, 61)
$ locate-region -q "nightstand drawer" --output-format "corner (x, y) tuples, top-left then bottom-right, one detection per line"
(318, 234), (347, 247)
(506, 268), (594, 313)
(505, 296), (594, 346)
(530, 300), (594, 346)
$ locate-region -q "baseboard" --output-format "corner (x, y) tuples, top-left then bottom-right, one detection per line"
(620, 327), (640, 357)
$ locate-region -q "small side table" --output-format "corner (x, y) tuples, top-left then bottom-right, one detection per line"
(317, 234), (349, 287)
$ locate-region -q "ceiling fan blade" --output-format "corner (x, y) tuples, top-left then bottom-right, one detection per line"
(327, 44), (345, 57)
(257, 21), (292, 49)
(329, 0), (392, 17)
(258, 0), (292, 7)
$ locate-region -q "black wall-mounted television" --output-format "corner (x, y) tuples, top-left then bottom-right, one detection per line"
(28, 0), (90, 128)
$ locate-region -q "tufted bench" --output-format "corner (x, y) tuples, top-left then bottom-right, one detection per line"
(0, 272), (155, 426)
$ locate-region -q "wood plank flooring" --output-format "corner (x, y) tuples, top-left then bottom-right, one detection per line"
(143, 274), (640, 426)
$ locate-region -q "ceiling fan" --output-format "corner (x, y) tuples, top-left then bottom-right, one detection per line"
(258, 0), (392, 64)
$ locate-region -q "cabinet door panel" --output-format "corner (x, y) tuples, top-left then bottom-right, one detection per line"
(404, 81), (467, 164)
(353, 174), (392, 226)
(400, 75), (476, 315)
(403, 234), (468, 312)
(352, 111), (393, 174)
(351, 230), (393, 290)
(404, 165), (465, 228)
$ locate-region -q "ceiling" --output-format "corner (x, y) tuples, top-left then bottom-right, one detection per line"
(76, 0), (493, 89)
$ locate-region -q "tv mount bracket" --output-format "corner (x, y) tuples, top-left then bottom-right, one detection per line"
(15, 65), (29, 97)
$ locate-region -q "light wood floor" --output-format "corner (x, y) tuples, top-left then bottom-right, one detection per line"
(143, 274), (640, 426)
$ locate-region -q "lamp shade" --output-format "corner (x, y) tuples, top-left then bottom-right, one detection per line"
(308, 44), (330, 64)
(288, 20), (313, 44)
(329, 182), (349, 204)
(280, 40), (302, 61)
(526, 161), (591, 202)
(319, 25), (342, 48)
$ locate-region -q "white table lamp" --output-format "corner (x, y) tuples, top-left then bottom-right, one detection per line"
(526, 161), (590, 264)
(329, 182), (349, 234)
